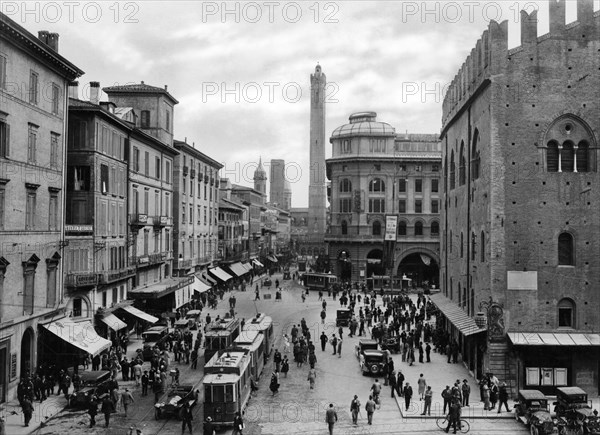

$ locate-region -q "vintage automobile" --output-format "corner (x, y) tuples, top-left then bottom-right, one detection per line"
(354, 339), (387, 376)
(185, 310), (202, 330)
(154, 384), (198, 420)
(335, 308), (352, 327)
(141, 325), (170, 361)
(68, 370), (112, 408)
(514, 390), (557, 435)
(174, 318), (191, 333)
(263, 278), (272, 287)
(554, 387), (599, 435)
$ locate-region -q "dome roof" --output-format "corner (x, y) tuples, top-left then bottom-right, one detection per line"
(330, 112), (395, 139)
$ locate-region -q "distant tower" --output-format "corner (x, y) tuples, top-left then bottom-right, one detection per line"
(269, 159), (286, 207)
(308, 64), (327, 234)
(283, 179), (292, 211)
(253, 157), (267, 201)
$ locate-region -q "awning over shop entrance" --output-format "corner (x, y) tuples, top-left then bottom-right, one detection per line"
(508, 332), (600, 346)
(42, 320), (112, 356)
(241, 262), (252, 272)
(191, 276), (211, 293)
(253, 259), (264, 268)
(228, 262), (247, 277)
(209, 267), (233, 282)
(429, 293), (484, 337)
(120, 305), (158, 324)
(99, 314), (127, 331)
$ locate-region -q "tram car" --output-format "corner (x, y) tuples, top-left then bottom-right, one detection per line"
(243, 312), (274, 360)
(301, 272), (338, 291)
(230, 329), (265, 381)
(203, 349), (252, 428)
(204, 316), (242, 363)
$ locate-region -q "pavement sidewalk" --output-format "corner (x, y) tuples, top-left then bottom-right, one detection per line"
(0, 388), (70, 434)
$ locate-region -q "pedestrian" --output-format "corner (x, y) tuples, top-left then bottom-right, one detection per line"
(281, 356), (290, 377)
(87, 395), (98, 428)
(404, 382), (413, 411)
(330, 335), (338, 355)
(350, 395), (361, 425)
(141, 371), (149, 396)
(497, 382), (510, 413)
(232, 411), (244, 435)
(308, 352), (317, 369)
(180, 401), (193, 435)
(365, 395), (376, 425)
(112, 385), (121, 412)
(320, 332), (328, 351)
(337, 339), (342, 358)
(482, 383), (490, 410)
(445, 400), (462, 434)
(461, 379), (470, 407)
(417, 373), (427, 400)
(273, 349), (282, 372)
(389, 370), (397, 398)
(421, 386), (433, 416)
(133, 361), (143, 386)
(320, 309), (326, 324)
(425, 342), (431, 362)
(101, 394), (115, 428)
(21, 397), (34, 427)
(269, 372), (279, 395)
(442, 385), (452, 414)
(307, 368), (317, 389)
(283, 334), (290, 353)
(121, 388), (135, 416)
(325, 403), (338, 435)
(489, 383), (498, 410)
(204, 416), (216, 435)
(397, 370), (405, 396)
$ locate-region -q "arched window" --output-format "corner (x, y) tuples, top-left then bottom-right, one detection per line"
(340, 178), (352, 192)
(561, 141), (574, 172)
(415, 221), (423, 236)
(341, 220), (348, 235)
(558, 298), (575, 328)
(547, 141), (559, 172)
(443, 155), (448, 192)
(480, 230), (485, 262)
(450, 150), (456, 190)
(558, 232), (574, 265)
(459, 141), (466, 185)
(431, 221), (439, 235)
(544, 115), (596, 173)
(460, 232), (464, 258)
(449, 230), (453, 253)
(372, 221), (381, 236)
(369, 178), (385, 193)
(398, 220), (407, 236)
(471, 129), (480, 180)
(576, 141), (589, 172)
(471, 232), (476, 261)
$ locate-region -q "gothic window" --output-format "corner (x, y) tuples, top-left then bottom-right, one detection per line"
(372, 221), (381, 236)
(480, 231), (485, 262)
(471, 129), (480, 180)
(544, 116), (596, 173)
(459, 141), (466, 186)
(460, 232), (464, 258)
(450, 150), (456, 190)
(339, 178), (352, 192)
(558, 232), (574, 266)
(369, 178), (385, 193)
(547, 141), (559, 172)
(558, 298), (575, 328)
(471, 232), (476, 261)
(561, 142), (574, 172)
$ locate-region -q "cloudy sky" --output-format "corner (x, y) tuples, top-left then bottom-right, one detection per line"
(6, 1), (596, 206)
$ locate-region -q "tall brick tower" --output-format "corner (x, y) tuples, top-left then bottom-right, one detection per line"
(308, 64), (327, 234)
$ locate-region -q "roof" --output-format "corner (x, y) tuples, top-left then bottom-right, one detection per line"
(42, 320), (112, 356)
(234, 329), (262, 345)
(429, 293), (484, 337)
(363, 349), (387, 357)
(102, 82), (179, 104)
(128, 277), (192, 299)
(556, 387), (587, 395)
(508, 332), (600, 346)
(173, 140), (223, 169)
(69, 98), (134, 130)
(519, 390), (547, 401)
(331, 118), (396, 139)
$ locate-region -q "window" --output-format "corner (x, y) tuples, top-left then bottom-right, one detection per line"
(27, 124), (37, 163)
(144, 190), (149, 214)
(369, 139), (385, 152)
(460, 232), (464, 258)
(23, 255), (38, 315)
(29, 70), (39, 104)
(100, 164), (109, 194)
(155, 157), (161, 179)
(480, 231), (485, 262)
(50, 133), (59, 168)
(112, 288), (118, 304)
(432, 164), (439, 172)
(0, 119), (10, 158)
(51, 84), (60, 114)
(339, 198), (352, 213)
(398, 179), (406, 193)
(369, 178), (385, 192)
(558, 298), (575, 328)
(431, 221), (439, 235)
(165, 110), (170, 132)
(450, 150), (456, 190)
(143, 229), (149, 255)
(25, 188), (36, 230)
(372, 221), (382, 236)
(431, 200), (438, 214)
(415, 221), (423, 236)
(545, 116), (595, 173)
(133, 147), (140, 172)
(48, 192), (59, 230)
(471, 232), (476, 261)
(165, 160), (171, 183)
(72, 298), (83, 317)
(0, 185), (5, 230)
(182, 203), (186, 223)
(0, 55), (6, 90)
(140, 110), (150, 128)
(459, 141), (466, 185)
(398, 221), (407, 236)
(368, 198), (385, 213)
(341, 140), (351, 153)
(102, 291), (107, 308)
(144, 151), (149, 175)
(431, 179), (439, 193)
(398, 200), (406, 213)
(415, 199), (422, 213)
(415, 179), (422, 193)
(183, 177), (187, 194)
(339, 179), (352, 192)
(561, 142), (574, 172)
(189, 205), (193, 224)
(341, 220), (348, 235)
(471, 129), (480, 180)
(558, 232), (574, 265)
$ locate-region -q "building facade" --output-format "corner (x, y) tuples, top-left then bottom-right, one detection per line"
(0, 15), (83, 402)
(440, 0), (600, 395)
(269, 159), (286, 209)
(326, 112), (441, 284)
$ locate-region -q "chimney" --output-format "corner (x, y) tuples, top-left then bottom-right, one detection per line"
(520, 9), (538, 45)
(47, 33), (59, 52)
(68, 81), (79, 99)
(89, 81), (100, 105)
(164, 85), (168, 91)
(549, 0), (565, 33)
(38, 30), (49, 45)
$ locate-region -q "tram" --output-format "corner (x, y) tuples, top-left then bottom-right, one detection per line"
(301, 272), (338, 291)
(204, 316), (242, 363)
(203, 349), (252, 428)
(243, 312), (274, 360)
(230, 329), (265, 380)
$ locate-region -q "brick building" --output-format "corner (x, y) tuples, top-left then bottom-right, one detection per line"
(439, 0), (600, 395)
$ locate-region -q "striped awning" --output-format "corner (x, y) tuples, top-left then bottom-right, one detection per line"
(99, 314), (127, 331)
(241, 262), (252, 272)
(119, 305), (158, 324)
(429, 293), (484, 337)
(209, 267), (233, 282)
(43, 320), (112, 356)
(191, 276), (211, 293)
(508, 332), (600, 346)
(228, 262), (247, 277)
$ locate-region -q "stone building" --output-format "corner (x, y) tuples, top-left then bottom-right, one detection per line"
(308, 64), (327, 236)
(326, 112), (441, 284)
(439, 0), (600, 395)
(0, 14), (83, 402)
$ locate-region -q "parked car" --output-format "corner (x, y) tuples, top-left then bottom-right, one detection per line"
(354, 339), (386, 376)
(554, 387), (597, 435)
(174, 319), (190, 333)
(68, 370), (111, 408)
(154, 384), (198, 420)
(514, 390), (556, 435)
(185, 310), (202, 329)
(141, 325), (169, 361)
(335, 308), (352, 327)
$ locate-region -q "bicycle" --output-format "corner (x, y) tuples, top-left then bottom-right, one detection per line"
(435, 415), (470, 433)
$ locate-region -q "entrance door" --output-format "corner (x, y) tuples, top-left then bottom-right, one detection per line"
(21, 328), (34, 378)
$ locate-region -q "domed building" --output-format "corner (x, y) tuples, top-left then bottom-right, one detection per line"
(325, 112), (441, 289)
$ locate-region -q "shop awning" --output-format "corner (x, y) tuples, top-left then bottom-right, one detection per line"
(241, 262), (252, 272)
(209, 267), (233, 282)
(267, 255), (278, 263)
(42, 320), (112, 356)
(99, 314), (127, 331)
(128, 277), (193, 299)
(192, 276), (211, 294)
(228, 262), (247, 277)
(199, 272), (217, 285)
(253, 259), (264, 268)
(120, 305), (158, 324)
(508, 332), (600, 346)
(429, 293), (484, 337)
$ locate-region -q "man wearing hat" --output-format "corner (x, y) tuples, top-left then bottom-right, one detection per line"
(121, 388), (135, 416)
(325, 403), (338, 435)
(203, 416), (215, 435)
(180, 401), (193, 434)
(350, 395), (361, 425)
(461, 379), (470, 407)
(497, 382), (510, 414)
(101, 393), (115, 428)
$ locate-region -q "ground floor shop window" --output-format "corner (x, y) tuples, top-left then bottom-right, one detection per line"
(526, 367), (568, 386)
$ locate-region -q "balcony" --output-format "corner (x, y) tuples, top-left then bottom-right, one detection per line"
(129, 213), (148, 227)
(183, 166), (189, 176)
(97, 267), (136, 284)
(65, 272), (98, 287)
(210, 177), (215, 186)
(190, 169), (196, 179)
(130, 253), (166, 268)
(65, 224), (93, 235)
(204, 175), (209, 183)
(152, 216), (168, 227)
(324, 234), (384, 243)
(196, 255), (212, 265)
(177, 258), (193, 270)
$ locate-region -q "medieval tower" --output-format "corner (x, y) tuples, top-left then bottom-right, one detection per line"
(253, 157), (267, 200)
(308, 64), (327, 234)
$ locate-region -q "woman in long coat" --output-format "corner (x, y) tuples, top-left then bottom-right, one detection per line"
(307, 368), (317, 389)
